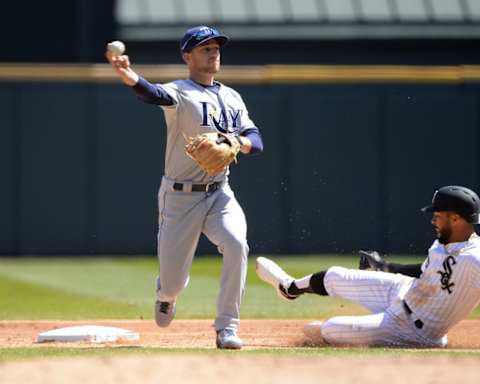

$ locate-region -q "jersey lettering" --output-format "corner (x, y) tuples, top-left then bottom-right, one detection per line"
(199, 102), (242, 133)
(437, 255), (456, 294)
(211, 115), (224, 132)
(213, 110), (228, 133)
(200, 102), (210, 127)
(228, 109), (242, 128)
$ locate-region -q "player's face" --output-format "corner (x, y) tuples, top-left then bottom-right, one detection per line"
(185, 40), (221, 74)
(431, 212), (455, 244)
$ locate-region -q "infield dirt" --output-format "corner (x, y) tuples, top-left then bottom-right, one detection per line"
(1, 320), (480, 384)
(1, 319), (480, 349)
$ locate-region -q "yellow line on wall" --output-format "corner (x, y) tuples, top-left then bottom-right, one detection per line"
(0, 63), (479, 84)
(265, 65), (462, 83)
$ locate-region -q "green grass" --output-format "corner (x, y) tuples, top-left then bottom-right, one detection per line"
(1, 255), (479, 361)
(2, 346), (480, 362)
(0, 254), (436, 320)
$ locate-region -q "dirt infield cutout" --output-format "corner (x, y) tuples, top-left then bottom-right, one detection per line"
(1, 320), (480, 384)
(1, 319), (480, 349)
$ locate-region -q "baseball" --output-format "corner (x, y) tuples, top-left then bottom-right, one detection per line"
(107, 40), (125, 57)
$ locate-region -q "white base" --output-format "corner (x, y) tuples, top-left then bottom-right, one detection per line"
(37, 325), (140, 343)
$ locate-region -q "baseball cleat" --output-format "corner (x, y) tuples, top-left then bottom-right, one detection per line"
(154, 300), (176, 327)
(256, 257), (298, 301)
(216, 328), (243, 350)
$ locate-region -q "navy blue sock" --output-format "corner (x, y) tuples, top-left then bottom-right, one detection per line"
(309, 271), (329, 296)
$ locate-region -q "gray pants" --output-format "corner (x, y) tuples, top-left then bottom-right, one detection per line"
(156, 177), (249, 331)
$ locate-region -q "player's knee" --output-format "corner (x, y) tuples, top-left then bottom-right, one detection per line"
(219, 235), (249, 259)
(320, 322), (334, 344)
(304, 318), (339, 345)
(320, 318), (341, 345)
(326, 266), (348, 279)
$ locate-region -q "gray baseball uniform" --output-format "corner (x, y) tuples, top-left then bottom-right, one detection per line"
(320, 233), (480, 347)
(160, 79), (256, 181)
(154, 78), (258, 331)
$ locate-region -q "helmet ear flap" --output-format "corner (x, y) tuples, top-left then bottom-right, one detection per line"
(470, 213), (480, 225)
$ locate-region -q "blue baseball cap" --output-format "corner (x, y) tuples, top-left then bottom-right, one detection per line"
(180, 26), (229, 53)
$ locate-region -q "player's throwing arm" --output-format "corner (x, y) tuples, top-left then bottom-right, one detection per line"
(106, 40), (139, 86)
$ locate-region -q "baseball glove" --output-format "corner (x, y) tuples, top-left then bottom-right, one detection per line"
(185, 132), (241, 176)
(358, 250), (388, 272)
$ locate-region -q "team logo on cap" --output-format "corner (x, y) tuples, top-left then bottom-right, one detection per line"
(181, 27), (222, 52)
(194, 27), (218, 40)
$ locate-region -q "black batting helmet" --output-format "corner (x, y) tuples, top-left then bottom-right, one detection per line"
(421, 185), (480, 224)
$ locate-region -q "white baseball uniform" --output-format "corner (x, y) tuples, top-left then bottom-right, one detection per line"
(154, 79), (257, 332)
(319, 233), (480, 347)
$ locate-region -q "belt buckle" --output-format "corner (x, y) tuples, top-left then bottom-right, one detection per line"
(206, 182), (218, 193)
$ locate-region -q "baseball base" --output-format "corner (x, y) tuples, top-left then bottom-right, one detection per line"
(37, 325), (139, 343)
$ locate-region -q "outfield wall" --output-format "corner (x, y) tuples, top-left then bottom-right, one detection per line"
(1, 64), (480, 255)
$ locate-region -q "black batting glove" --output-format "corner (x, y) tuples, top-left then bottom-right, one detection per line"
(358, 250), (389, 272)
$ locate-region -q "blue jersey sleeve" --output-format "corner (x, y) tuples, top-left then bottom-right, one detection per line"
(131, 76), (175, 106)
(241, 127), (263, 154)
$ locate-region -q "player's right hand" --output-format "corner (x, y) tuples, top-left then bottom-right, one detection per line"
(105, 52), (139, 86)
(358, 250), (388, 272)
(106, 51), (130, 71)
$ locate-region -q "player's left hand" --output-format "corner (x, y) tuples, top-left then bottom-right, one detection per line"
(358, 250), (388, 272)
(185, 132), (241, 176)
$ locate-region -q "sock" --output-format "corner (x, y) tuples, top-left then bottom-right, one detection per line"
(295, 275), (312, 289)
(286, 275), (313, 296)
(309, 271), (329, 296)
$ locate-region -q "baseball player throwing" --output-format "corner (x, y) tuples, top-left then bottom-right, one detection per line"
(257, 185), (480, 347)
(106, 26), (263, 349)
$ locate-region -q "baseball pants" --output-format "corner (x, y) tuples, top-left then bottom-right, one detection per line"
(156, 177), (248, 332)
(319, 266), (447, 347)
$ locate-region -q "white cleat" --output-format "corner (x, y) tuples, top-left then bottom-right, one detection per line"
(303, 321), (324, 345)
(256, 257), (298, 301)
(216, 328), (243, 350)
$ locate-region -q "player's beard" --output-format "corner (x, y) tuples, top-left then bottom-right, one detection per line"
(436, 223), (453, 244)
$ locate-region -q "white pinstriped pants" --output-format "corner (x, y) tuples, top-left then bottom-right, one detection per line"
(320, 267), (448, 347)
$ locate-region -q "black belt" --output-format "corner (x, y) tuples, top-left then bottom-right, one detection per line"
(402, 300), (424, 329)
(173, 182), (220, 193)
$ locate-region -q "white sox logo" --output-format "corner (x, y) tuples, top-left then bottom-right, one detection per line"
(437, 255), (456, 294)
